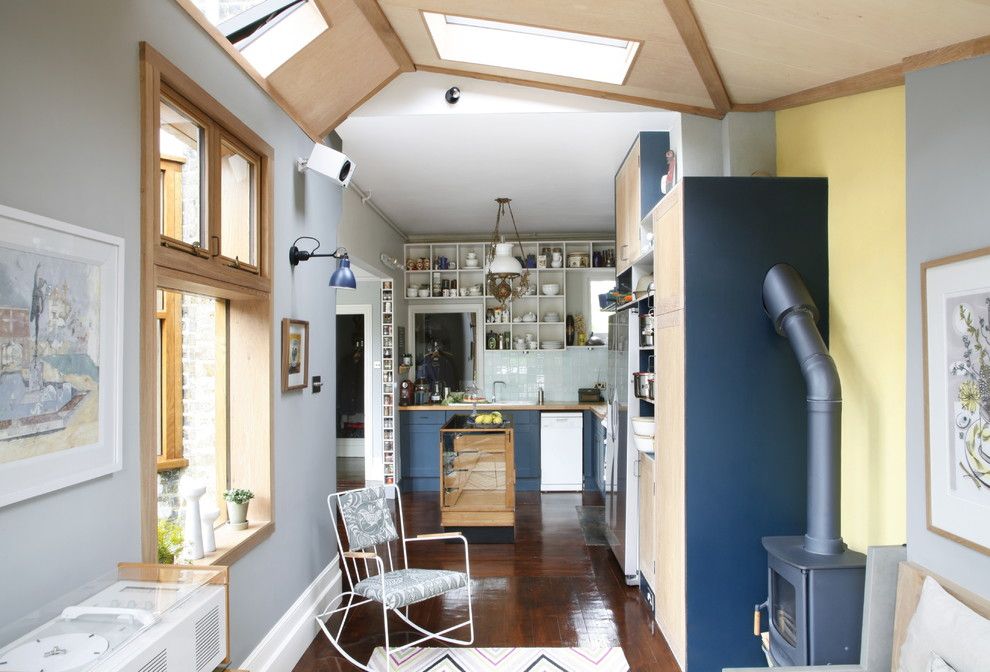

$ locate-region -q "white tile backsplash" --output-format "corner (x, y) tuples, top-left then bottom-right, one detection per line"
(483, 348), (607, 401)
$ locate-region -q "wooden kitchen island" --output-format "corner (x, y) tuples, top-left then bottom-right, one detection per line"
(440, 414), (515, 542)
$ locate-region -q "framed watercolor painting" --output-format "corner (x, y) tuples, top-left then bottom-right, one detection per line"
(0, 204), (124, 507)
(923, 245), (990, 554)
(281, 318), (309, 392)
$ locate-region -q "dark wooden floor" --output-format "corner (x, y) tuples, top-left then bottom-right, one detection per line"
(336, 457), (365, 490)
(293, 491), (680, 671)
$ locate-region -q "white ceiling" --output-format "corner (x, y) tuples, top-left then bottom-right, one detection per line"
(337, 72), (680, 237)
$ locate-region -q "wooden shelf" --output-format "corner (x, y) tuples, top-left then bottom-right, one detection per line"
(445, 489), (512, 511)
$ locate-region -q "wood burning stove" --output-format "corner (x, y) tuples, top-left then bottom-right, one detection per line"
(759, 265), (866, 666)
(763, 537), (865, 665)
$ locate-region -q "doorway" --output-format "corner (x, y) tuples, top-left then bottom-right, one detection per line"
(336, 305), (373, 490)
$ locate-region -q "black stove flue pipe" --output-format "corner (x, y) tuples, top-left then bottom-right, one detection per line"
(763, 264), (846, 556)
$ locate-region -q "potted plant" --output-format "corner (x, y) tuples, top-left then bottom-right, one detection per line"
(223, 488), (254, 530)
(157, 518), (184, 564)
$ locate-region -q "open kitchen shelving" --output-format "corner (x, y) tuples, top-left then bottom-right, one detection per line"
(404, 240), (615, 352)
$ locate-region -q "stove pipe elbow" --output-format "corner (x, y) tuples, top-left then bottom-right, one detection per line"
(763, 263), (845, 556)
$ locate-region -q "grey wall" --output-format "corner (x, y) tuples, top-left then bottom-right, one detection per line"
(0, 0), (340, 663)
(906, 54), (990, 595)
(680, 111), (776, 178)
(721, 111), (776, 177)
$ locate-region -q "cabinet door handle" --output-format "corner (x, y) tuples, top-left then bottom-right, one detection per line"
(620, 243), (629, 260)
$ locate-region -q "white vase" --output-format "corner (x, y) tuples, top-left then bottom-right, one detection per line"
(200, 506), (220, 553)
(181, 483), (207, 561)
(227, 501), (249, 530)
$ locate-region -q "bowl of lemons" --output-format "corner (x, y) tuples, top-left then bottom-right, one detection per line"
(468, 410), (504, 427)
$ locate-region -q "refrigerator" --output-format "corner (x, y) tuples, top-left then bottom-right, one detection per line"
(605, 309), (639, 583)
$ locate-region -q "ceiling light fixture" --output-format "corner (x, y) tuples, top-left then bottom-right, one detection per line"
(289, 236), (356, 289)
(486, 197), (530, 306)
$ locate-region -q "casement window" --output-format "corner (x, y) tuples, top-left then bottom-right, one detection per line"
(141, 43), (274, 566)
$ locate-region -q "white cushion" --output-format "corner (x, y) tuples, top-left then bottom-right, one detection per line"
(929, 654), (956, 672)
(899, 576), (990, 672)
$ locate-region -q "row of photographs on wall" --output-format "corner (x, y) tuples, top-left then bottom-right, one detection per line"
(382, 280), (396, 484)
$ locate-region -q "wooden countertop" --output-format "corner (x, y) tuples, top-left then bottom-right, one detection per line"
(400, 401), (607, 419)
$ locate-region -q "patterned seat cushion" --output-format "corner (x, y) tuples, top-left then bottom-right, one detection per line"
(353, 568), (468, 609)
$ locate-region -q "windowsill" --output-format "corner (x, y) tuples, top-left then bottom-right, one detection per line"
(186, 520), (274, 567)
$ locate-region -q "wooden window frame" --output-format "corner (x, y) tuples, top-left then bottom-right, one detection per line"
(140, 42), (275, 566)
(156, 290), (187, 471)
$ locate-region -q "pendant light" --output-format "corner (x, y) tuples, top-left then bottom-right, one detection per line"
(486, 197), (530, 305)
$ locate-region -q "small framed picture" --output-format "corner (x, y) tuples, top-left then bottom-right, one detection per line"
(384, 417), (394, 429)
(383, 301), (392, 314)
(383, 313), (392, 324)
(383, 325), (392, 336)
(384, 336), (393, 348)
(382, 290), (392, 301)
(384, 440), (394, 451)
(281, 318), (309, 392)
(384, 394), (394, 406)
(383, 347), (393, 359)
(383, 371), (393, 383)
(384, 428), (394, 441)
(383, 359), (392, 371)
(382, 280), (392, 290)
(383, 405), (392, 417)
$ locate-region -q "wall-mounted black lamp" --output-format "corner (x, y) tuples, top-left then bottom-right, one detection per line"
(288, 236), (356, 289)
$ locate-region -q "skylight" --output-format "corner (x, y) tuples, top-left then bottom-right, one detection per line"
(192, 0), (328, 78)
(422, 12), (640, 85)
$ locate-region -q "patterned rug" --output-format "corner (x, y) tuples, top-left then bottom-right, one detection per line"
(367, 646), (629, 671)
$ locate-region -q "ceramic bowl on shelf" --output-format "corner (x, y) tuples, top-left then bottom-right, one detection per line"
(541, 341), (563, 350)
(542, 284), (560, 296)
(543, 312), (560, 323)
(632, 432), (654, 453)
(522, 312), (537, 322)
(417, 289), (430, 298)
(632, 416), (655, 437)
(407, 287), (418, 298)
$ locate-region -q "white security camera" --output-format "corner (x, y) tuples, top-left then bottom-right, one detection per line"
(297, 143), (355, 187)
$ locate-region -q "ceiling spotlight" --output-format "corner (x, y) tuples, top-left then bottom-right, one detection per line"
(445, 86), (461, 104)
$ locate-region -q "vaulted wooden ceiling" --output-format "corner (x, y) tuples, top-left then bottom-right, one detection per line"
(179, 0), (990, 140)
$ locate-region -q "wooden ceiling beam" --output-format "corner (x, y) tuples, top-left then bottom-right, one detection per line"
(353, 0), (415, 73)
(733, 63), (904, 112)
(902, 33), (990, 73)
(415, 65), (725, 119)
(661, 0), (731, 114)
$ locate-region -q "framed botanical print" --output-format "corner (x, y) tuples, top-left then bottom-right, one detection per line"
(923, 246), (990, 554)
(281, 318), (309, 392)
(0, 204), (124, 507)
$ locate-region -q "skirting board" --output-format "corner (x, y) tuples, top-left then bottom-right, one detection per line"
(239, 558), (342, 672)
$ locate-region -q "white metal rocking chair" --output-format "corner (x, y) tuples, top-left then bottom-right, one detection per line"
(315, 484), (475, 671)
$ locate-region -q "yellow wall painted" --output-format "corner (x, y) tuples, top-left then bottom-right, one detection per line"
(776, 86), (906, 552)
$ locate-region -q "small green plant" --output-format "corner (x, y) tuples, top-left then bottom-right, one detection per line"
(223, 488), (255, 504)
(157, 518), (184, 564)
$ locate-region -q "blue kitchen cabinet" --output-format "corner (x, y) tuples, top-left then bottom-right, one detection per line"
(399, 410), (447, 491)
(511, 411), (540, 491)
(582, 411), (597, 491)
(400, 409), (542, 492)
(594, 413), (606, 495)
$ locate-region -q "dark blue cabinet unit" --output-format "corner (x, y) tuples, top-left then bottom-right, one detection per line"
(511, 411), (540, 491)
(671, 177), (828, 672)
(399, 410), (543, 492)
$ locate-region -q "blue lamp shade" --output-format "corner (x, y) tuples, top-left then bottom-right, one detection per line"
(329, 255), (357, 289)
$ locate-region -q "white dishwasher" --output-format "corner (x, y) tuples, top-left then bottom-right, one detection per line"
(540, 412), (584, 491)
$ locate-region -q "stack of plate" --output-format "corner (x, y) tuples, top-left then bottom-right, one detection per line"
(540, 341), (563, 350)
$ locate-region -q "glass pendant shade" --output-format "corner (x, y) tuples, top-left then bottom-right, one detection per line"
(489, 242), (522, 275)
(329, 256), (357, 289)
